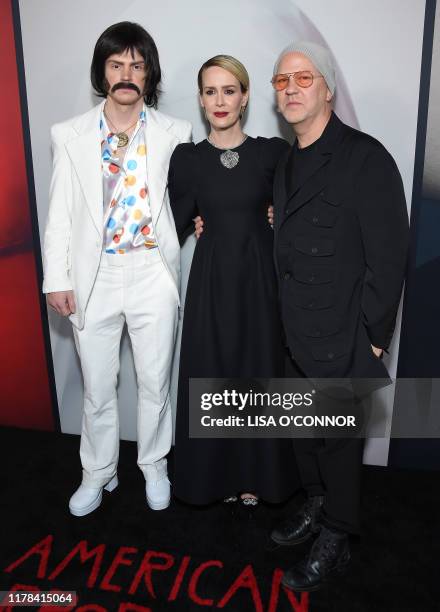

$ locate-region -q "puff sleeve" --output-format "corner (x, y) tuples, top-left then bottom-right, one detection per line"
(168, 142), (198, 242)
(257, 136), (290, 188)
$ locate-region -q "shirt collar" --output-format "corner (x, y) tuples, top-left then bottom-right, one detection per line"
(100, 102), (147, 135)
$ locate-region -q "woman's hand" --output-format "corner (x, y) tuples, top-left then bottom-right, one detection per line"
(194, 216), (204, 239)
(267, 205), (274, 227)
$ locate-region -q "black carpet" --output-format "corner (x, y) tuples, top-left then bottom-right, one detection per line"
(0, 427), (436, 611)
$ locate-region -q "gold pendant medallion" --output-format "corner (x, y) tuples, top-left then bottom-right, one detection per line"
(116, 132), (129, 148)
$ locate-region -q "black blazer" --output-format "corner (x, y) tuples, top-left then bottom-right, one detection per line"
(274, 112), (409, 378)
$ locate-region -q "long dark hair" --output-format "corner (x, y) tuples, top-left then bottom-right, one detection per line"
(91, 22), (161, 108)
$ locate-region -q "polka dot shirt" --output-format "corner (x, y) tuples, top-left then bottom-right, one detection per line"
(101, 106), (156, 254)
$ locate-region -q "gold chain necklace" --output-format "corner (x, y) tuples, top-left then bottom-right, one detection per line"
(104, 111), (139, 148)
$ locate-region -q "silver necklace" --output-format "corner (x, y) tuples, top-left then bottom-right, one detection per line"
(207, 134), (248, 169)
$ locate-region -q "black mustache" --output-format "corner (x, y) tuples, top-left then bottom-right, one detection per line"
(112, 82), (141, 95)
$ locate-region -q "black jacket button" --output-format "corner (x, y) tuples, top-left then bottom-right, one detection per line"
(312, 216), (319, 224)
(311, 247), (318, 254)
(328, 352), (334, 360)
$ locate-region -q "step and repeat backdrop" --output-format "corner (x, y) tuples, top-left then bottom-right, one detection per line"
(2, 0), (438, 467)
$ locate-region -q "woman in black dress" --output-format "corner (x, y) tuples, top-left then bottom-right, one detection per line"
(168, 55), (297, 505)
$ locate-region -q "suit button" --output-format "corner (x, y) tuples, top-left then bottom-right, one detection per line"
(285, 208), (290, 215)
(312, 216), (319, 224)
(284, 271), (292, 280)
(309, 275), (316, 282)
(311, 247), (318, 254)
(328, 352), (335, 360)
(308, 301), (315, 308)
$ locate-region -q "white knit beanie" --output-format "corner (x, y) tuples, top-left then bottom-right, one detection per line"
(274, 40), (336, 95)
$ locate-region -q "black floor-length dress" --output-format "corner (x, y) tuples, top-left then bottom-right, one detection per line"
(168, 136), (298, 504)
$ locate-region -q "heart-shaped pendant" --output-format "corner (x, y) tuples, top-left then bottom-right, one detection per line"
(220, 149), (240, 169)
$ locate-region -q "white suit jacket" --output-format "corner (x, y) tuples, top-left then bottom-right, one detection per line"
(42, 101), (192, 329)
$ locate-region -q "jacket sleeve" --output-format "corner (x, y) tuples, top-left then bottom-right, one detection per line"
(168, 143), (198, 242)
(42, 125), (74, 293)
(355, 145), (409, 349)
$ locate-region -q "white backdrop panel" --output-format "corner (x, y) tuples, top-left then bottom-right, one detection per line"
(19, 0), (425, 465)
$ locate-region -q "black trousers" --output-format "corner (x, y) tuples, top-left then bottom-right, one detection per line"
(286, 353), (364, 535)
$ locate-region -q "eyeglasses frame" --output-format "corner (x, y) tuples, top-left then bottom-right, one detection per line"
(271, 70), (325, 91)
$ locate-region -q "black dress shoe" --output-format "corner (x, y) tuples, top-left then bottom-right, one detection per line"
(281, 526), (351, 592)
(271, 495), (324, 546)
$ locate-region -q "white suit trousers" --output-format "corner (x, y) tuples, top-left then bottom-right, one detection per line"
(72, 249), (178, 487)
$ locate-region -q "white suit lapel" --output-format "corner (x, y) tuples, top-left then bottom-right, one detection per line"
(145, 107), (178, 220)
(65, 103), (104, 236)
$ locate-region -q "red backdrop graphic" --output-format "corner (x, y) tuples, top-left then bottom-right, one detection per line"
(0, 0), (54, 430)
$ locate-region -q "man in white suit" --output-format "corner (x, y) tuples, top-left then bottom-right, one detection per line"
(43, 22), (191, 516)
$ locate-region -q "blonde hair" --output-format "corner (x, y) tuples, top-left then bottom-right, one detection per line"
(197, 54), (250, 94)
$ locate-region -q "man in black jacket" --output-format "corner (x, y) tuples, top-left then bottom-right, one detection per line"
(270, 41), (409, 591)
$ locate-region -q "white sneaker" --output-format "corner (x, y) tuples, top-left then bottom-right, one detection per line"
(145, 476), (171, 510)
(69, 475), (118, 517)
